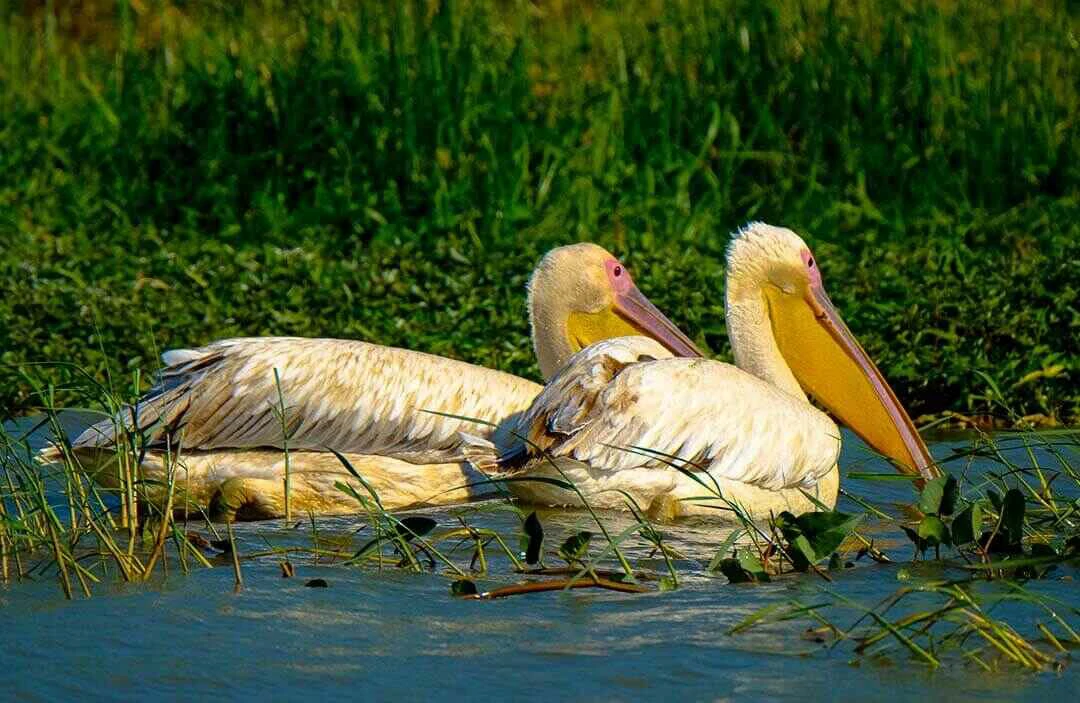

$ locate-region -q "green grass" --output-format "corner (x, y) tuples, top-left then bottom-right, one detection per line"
(0, 0), (1077, 423)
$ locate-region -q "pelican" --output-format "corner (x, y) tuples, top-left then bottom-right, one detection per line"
(468, 223), (939, 520)
(43, 244), (701, 520)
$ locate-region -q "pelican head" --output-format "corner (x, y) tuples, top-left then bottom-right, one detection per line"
(726, 222), (938, 481)
(528, 243), (702, 379)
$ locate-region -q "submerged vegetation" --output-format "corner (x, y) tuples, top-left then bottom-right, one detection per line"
(0, 0), (1077, 423)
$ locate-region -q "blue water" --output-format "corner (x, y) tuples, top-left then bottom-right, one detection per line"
(1, 416), (1077, 701)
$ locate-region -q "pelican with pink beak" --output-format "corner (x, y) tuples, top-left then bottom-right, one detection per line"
(472, 223), (940, 519)
(42, 244), (702, 520)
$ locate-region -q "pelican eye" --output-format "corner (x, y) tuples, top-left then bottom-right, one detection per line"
(613, 265), (623, 277)
(807, 257), (815, 268)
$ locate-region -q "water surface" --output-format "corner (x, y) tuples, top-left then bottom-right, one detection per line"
(2, 416), (1077, 701)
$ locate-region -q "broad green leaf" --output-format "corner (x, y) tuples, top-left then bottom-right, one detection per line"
(558, 531), (593, 562)
(939, 475), (958, 516)
(1001, 489), (1025, 544)
(918, 475), (957, 515)
(917, 515), (950, 547)
(951, 503), (982, 545)
(796, 511), (861, 559)
(718, 549), (770, 583)
(776, 510), (861, 568)
(451, 579), (478, 596)
(737, 550), (769, 581)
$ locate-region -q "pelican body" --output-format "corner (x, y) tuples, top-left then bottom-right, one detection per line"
(47, 244), (701, 520)
(476, 223), (939, 520)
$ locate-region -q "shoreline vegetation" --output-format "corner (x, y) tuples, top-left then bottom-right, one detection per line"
(0, 0), (1076, 425)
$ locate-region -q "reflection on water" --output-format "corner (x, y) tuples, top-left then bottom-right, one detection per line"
(1, 414), (1077, 700)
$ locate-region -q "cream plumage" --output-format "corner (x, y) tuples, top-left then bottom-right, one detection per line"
(73, 337), (540, 463)
(473, 337), (841, 519)
(474, 223), (937, 520)
(46, 243), (702, 520)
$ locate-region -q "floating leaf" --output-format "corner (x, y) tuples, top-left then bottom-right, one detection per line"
(558, 531), (593, 563)
(776, 510), (861, 569)
(918, 475), (957, 516)
(917, 516), (950, 547)
(718, 549), (770, 583)
(397, 516), (437, 539)
(352, 516), (438, 561)
(451, 579), (478, 596)
(522, 512), (543, 565)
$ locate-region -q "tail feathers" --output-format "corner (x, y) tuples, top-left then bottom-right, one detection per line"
(68, 344), (220, 451)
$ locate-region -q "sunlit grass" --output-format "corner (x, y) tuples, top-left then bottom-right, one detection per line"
(1, 0), (1077, 424)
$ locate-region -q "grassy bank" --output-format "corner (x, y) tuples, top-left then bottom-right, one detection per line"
(0, 0), (1077, 422)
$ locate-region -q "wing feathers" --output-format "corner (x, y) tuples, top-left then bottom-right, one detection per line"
(75, 337), (542, 464)
(507, 338), (839, 491)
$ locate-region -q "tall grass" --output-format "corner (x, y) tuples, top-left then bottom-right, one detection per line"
(0, 0), (1077, 422)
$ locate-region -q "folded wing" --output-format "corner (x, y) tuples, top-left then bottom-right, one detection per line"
(73, 337), (542, 464)
(507, 337), (839, 491)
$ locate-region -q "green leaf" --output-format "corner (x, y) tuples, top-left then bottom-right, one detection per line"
(737, 550), (770, 582)
(706, 528), (746, 573)
(522, 511), (543, 565)
(558, 531), (593, 562)
(917, 515), (950, 547)
(776, 510), (861, 568)
(918, 475), (957, 515)
(718, 549), (770, 583)
(397, 516), (437, 539)
(451, 579), (478, 596)
(797, 511), (861, 559)
(950, 503), (982, 546)
(1001, 488), (1025, 544)
(789, 534), (815, 571)
(939, 475), (958, 516)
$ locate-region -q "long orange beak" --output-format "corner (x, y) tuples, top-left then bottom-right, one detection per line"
(614, 285), (704, 358)
(766, 276), (939, 481)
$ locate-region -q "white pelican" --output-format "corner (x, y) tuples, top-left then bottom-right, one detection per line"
(44, 244), (701, 520)
(468, 223), (939, 520)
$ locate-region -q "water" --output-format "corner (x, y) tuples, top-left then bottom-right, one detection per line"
(2, 415), (1077, 701)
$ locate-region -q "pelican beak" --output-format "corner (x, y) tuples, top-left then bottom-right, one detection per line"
(766, 279), (939, 482)
(613, 285), (704, 358)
